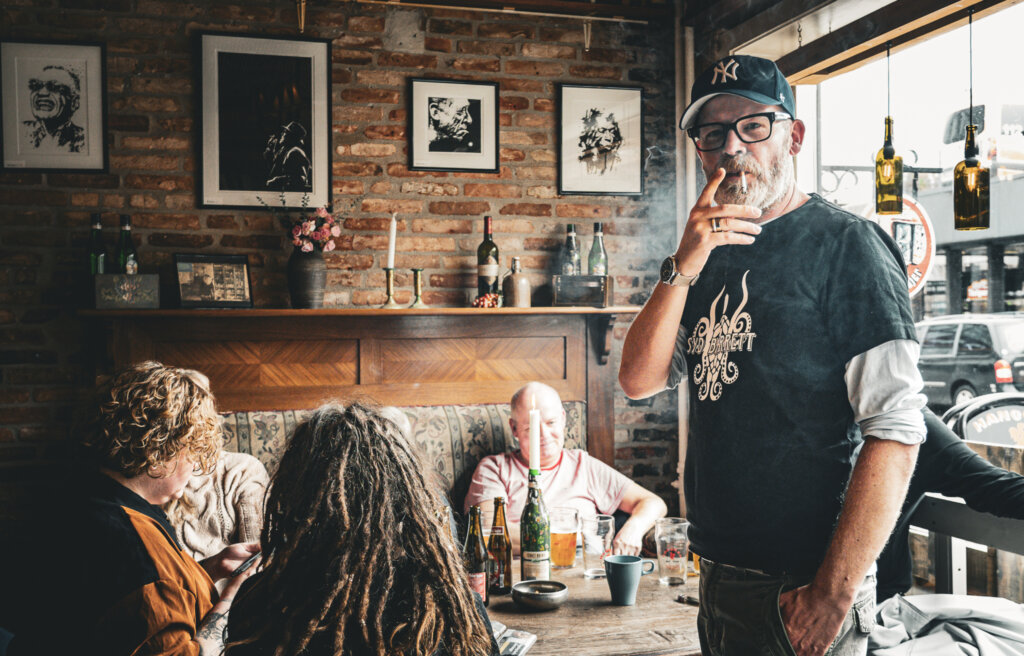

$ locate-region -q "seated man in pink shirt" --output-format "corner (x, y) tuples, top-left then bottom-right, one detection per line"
(464, 381), (667, 556)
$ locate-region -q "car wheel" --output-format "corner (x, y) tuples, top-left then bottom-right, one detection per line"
(953, 384), (977, 405)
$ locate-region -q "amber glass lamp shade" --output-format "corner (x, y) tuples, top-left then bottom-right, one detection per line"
(874, 116), (903, 214)
(954, 124), (990, 231)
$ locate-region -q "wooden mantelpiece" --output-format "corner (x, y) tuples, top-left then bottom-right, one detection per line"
(82, 307), (639, 467)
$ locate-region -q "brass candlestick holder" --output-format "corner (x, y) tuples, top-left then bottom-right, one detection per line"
(381, 268), (401, 308)
(409, 268), (428, 308)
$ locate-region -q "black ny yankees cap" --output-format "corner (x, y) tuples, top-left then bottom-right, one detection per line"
(678, 55), (796, 130)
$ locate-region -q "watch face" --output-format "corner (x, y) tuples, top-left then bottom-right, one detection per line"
(660, 256), (675, 282)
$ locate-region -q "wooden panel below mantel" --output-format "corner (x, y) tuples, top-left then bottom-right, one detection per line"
(82, 307), (639, 466)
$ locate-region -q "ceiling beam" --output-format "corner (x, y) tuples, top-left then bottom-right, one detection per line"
(361, 0), (674, 20)
(715, 0), (839, 57)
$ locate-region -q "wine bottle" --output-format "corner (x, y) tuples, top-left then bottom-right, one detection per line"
(954, 124), (990, 231)
(588, 222), (608, 276)
(874, 117), (903, 215)
(463, 504), (490, 606)
(88, 214), (108, 275)
(560, 224), (581, 276)
(477, 216), (499, 298)
(488, 497), (513, 595)
(115, 214), (139, 275)
(520, 471), (550, 581)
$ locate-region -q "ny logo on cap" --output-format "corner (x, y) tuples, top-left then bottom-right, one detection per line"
(711, 58), (740, 85)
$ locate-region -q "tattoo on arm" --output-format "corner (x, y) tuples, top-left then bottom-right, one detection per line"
(197, 609), (229, 656)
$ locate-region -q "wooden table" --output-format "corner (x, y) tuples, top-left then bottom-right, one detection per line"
(485, 563), (702, 656)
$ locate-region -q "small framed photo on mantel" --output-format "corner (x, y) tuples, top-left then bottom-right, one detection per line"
(174, 253), (253, 309)
(0, 40), (108, 173)
(408, 78), (499, 173)
(557, 84), (644, 196)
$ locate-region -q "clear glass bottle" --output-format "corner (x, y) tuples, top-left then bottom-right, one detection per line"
(588, 222), (608, 276)
(88, 213), (108, 275)
(954, 124), (990, 231)
(477, 216), (500, 298)
(115, 214), (139, 274)
(560, 224), (581, 276)
(874, 117), (903, 215)
(463, 505), (490, 605)
(520, 471), (550, 581)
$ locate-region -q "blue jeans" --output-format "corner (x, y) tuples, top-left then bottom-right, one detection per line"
(697, 557), (876, 656)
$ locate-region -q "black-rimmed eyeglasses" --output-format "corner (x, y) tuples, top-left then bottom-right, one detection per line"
(685, 112), (792, 152)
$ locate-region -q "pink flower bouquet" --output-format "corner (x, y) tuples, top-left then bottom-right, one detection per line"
(288, 207), (341, 253)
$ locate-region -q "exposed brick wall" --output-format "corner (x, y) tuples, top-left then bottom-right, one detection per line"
(0, 0), (680, 517)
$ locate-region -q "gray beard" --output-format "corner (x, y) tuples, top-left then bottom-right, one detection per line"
(711, 151), (794, 214)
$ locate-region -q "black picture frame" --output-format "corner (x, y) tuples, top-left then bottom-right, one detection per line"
(1, 39), (108, 173)
(197, 32), (332, 210)
(557, 83), (644, 196)
(408, 78), (499, 173)
(174, 253), (253, 308)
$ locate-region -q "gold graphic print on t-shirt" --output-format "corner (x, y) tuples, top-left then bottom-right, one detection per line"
(686, 271), (757, 401)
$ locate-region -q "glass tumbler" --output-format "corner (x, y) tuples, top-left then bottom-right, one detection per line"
(655, 517), (689, 586)
(550, 507), (579, 568)
(581, 514), (614, 578)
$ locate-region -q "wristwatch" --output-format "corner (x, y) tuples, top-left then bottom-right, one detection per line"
(660, 255), (700, 287)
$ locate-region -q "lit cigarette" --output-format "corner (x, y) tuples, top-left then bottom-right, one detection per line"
(740, 172), (747, 193)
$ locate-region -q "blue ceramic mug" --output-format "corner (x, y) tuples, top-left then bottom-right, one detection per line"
(604, 554), (656, 605)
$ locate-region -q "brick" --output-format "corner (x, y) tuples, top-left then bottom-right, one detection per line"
(499, 114), (511, 127)
(392, 254), (440, 269)
(333, 180), (365, 195)
(530, 150), (556, 163)
(343, 217), (400, 231)
(513, 114), (554, 128)
(399, 236), (456, 251)
(400, 181), (459, 196)
(71, 193), (100, 207)
(378, 52), (437, 69)
(0, 390), (30, 404)
(523, 237), (561, 251)
(515, 166), (557, 180)
(333, 162), (383, 177)
(527, 186), (558, 198)
(506, 61), (562, 76)
(568, 65), (621, 80)
(39, 12), (106, 29)
(124, 174), (192, 191)
(425, 37), (452, 52)
(121, 136), (190, 150)
(336, 105), (382, 122)
(333, 69), (353, 85)
(147, 233), (214, 248)
(341, 89), (400, 104)
(458, 41), (514, 56)
(428, 18), (472, 35)
(364, 125), (405, 140)
(557, 204), (612, 218)
(207, 215), (240, 230)
(361, 199), (423, 214)
(0, 310), (14, 324)
(208, 6), (276, 21)
(429, 201), (490, 215)
(352, 289), (411, 306)
(355, 70), (405, 86)
(244, 216), (277, 231)
(583, 48), (633, 64)
(423, 290), (468, 306)
(463, 184), (521, 198)
(534, 98), (555, 112)
(411, 219), (472, 234)
(460, 167), (512, 180)
(499, 203), (551, 217)
(220, 234), (282, 250)
(500, 96), (529, 111)
(109, 155), (179, 171)
(521, 43), (576, 59)
(335, 35), (383, 49)
(500, 148), (525, 162)
(493, 219), (535, 233)
(429, 273), (475, 289)
(502, 79), (545, 93)
(348, 16), (385, 32)
(104, 195), (127, 208)
(0, 172), (43, 185)
(0, 190), (68, 205)
(539, 28), (584, 43)
(478, 24), (533, 39)
(370, 181), (391, 194)
(0, 406), (49, 424)
(130, 77), (190, 94)
(123, 96), (179, 113)
(48, 173), (120, 189)
(325, 253), (375, 270)
(326, 271), (364, 287)
(450, 57), (499, 72)
(129, 194), (160, 209)
(351, 143), (397, 157)
(155, 117), (190, 132)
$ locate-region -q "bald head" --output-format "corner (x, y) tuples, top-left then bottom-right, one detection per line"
(509, 382), (566, 468)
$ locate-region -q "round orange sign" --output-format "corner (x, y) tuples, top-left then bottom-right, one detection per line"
(867, 197), (936, 298)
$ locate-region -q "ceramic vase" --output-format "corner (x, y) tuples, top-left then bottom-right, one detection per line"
(287, 249), (326, 309)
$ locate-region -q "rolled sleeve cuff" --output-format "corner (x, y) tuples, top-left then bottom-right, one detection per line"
(666, 324), (688, 390)
(847, 339), (926, 445)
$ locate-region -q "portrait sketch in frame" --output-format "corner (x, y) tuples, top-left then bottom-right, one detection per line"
(558, 84), (644, 196)
(408, 78), (499, 173)
(197, 32), (331, 209)
(1, 40), (108, 173)
(174, 253), (253, 308)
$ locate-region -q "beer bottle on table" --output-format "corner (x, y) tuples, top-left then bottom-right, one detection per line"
(488, 497), (513, 595)
(560, 224), (581, 275)
(115, 214), (139, 274)
(463, 504), (490, 606)
(477, 215), (499, 298)
(520, 471), (550, 581)
(88, 214), (108, 275)
(588, 222), (608, 276)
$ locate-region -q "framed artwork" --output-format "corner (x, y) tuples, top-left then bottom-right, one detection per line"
(557, 84), (644, 196)
(174, 253), (253, 308)
(1, 40), (108, 172)
(408, 78), (499, 173)
(197, 32), (331, 209)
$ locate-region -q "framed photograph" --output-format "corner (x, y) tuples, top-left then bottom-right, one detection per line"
(408, 78), (498, 173)
(557, 84), (644, 196)
(174, 253), (253, 309)
(1, 40), (108, 172)
(197, 32), (331, 209)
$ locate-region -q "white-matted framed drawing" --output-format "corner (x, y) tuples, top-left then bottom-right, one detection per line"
(558, 84), (644, 196)
(1, 40), (108, 172)
(408, 78), (499, 173)
(197, 32), (331, 209)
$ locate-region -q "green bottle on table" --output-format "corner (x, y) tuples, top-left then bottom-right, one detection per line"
(520, 470), (550, 581)
(115, 214), (139, 275)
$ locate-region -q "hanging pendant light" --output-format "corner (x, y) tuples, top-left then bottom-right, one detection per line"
(875, 42), (903, 214)
(954, 9), (990, 231)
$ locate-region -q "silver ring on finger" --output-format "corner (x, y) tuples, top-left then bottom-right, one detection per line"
(711, 217), (723, 233)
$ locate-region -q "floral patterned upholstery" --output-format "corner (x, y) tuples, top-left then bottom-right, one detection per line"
(220, 402), (586, 502)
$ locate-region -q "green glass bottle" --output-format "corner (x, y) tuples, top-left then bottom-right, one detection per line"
(115, 214), (139, 274)
(560, 224), (581, 276)
(488, 497), (513, 595)
(88, 214), (108, 275)
(477, 216), (499, 298)
(520, 471), (550, 581)
(954, 124), (990, 231)
(588, 222), (608, 276)
(463, 504), (490, 606)
(874, 117), (903, 215)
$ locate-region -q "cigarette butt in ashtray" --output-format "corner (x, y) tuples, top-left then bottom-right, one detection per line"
(740, 171), (747, 193)
(675, 594), (700, 606)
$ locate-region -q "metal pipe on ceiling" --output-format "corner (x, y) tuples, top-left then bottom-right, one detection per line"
(351, 0), (650, 24)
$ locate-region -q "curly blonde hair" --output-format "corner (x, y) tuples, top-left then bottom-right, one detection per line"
(84, 361), (222, 478)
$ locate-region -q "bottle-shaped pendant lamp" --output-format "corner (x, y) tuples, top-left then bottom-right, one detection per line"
(955, 10), (990, 231)
(875, 42), (903, 214)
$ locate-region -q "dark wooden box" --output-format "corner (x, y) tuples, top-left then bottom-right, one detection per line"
(95, 274), (160, 309)
(552, 275), (613, 307)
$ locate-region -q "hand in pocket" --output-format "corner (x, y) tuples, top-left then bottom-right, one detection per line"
(778, 584), (848, 656)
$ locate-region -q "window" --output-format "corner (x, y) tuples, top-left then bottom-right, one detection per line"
(957, 324), (993, 354)
(920, 324), (958, 356)
(943, 106), (986, 145)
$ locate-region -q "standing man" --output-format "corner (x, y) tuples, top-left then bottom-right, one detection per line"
(619, 55), (926, 656)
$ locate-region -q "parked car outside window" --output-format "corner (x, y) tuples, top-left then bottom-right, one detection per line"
(917, 314), (1024, 408)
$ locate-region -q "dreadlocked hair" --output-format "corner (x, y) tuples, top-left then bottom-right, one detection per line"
(226, 401), (494, 656)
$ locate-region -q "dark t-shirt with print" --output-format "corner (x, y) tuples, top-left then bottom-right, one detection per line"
(680, 194), (916, 577)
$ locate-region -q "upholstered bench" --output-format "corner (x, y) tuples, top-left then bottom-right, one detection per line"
(220, 401), (587, 507)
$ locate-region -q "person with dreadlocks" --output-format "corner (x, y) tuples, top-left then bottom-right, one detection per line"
(225, 402), (500, 656)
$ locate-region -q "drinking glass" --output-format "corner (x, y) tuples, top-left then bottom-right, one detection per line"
(655, 517), (689, 586)
(549, 507), (579, 569)
(581, 514), (614, 578)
